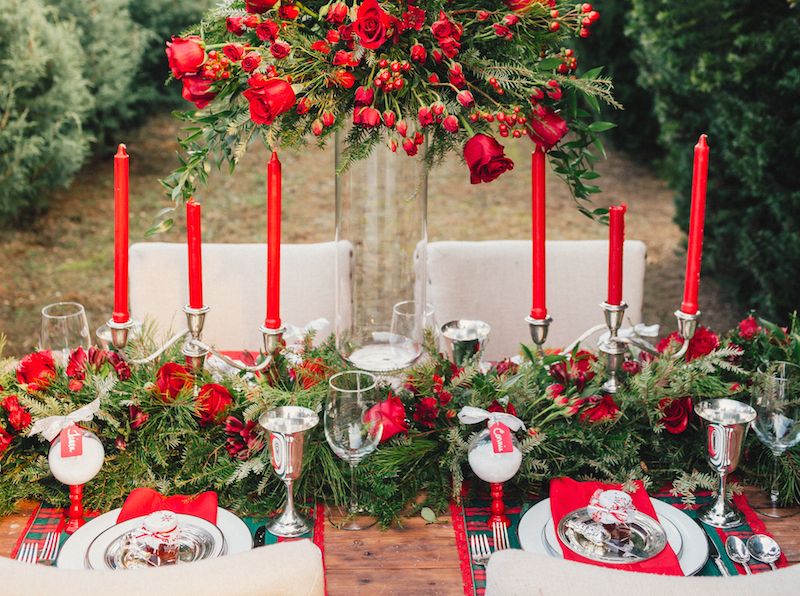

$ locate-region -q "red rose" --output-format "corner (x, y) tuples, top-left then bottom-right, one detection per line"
(66, 347), (88, 380)
(311, 40), (331, 53)
(477, 10), (490, 20)
(549, 350), (596, 391)
(243, 77), (295, 125)
(354, 106), (381, 127)
(579, 394), (620, 423)
(327, 2), (348, 24)
(738, 316), (762, 341)
(166, 36), (205, 79)
(503, 14), (520, 26)
(2, 396), (31, 431)
(226, 17), (245, 36)
(16, 351), (56, 392)
(529, 106), (569, 150)
(243, 15), (260, 28)
(333, 50), (355, 66)
(457, 90), (475, 108)
(410, 43), (426, 63)
(463, 134), (514, 184)
(402, 138), (417, 156)
(129, 405), (149, 430)
(438, 37), (461, 58)
(223, 43), (246, 62)
(107, 351), (131, 380)
(0, 426), (12, 455)
(279, 4), (300, 19)
(332, 69), (356, 88)
(402, 5), (426, 31)
(659, 397), (692, 434)
(383, 110), (396, 127)
(418, 106), (434, 126)
(365, 394), (409, 442)
(413, 396), (439, 428)
(442, 115), (459, 133)
(156, 362), (192, 401)
(494, 359), (519, 376)
(487, 400), (517, 416)
(256, 20), (280, 42)
(622, 360), (641, 375)
(241, 51), (262, 72)
(657, 325), (719, 361)
(181, 74), (216, 109)
(354, 86), (374, 106)
(197, 383), (234, 426)
(246, 0), (278, 13)
(448, 63), (466, 88)
(431, 11), (461, 41)
(352, 0), (391, 50)
(270, 40), (291, 59)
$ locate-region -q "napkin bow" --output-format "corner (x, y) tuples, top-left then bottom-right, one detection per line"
(117, 487), (218, 524)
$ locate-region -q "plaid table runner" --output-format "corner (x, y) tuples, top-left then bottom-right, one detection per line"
(450, 491), (789, 596)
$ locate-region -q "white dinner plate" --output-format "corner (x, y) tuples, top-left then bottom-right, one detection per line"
(58, 507), (252, 570)
(518, 498), (709, 576)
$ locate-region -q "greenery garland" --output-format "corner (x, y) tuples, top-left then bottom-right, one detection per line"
(0, 314), (798, 526)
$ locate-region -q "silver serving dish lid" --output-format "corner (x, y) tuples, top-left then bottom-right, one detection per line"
(557, 507), (667, 564)
(85, 514), (226, 570)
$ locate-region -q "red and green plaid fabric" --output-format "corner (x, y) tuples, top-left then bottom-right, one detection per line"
(451, 491), (789, 596)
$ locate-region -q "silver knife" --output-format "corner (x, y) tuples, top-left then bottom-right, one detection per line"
(695, 519), (730, 576)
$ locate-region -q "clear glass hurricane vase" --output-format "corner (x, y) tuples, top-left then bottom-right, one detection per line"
(334, 132), (428, 372)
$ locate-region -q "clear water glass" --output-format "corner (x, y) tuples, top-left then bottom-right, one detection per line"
(389, 301), (436, 366)
(40, 302), (91, 365)
(324, 371), (383, 530)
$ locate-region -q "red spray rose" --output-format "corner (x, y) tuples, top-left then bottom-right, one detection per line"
(270, 40), (291, 59)
(227, 17), (245, 36)
(246, 0), (278, 13)
(243, 77), (296, 125)
(311, 40), (331, 53)
(16, 351), (56, 392)
(197, 383), (234, 426)
(549, 350), (596, 391)
(463, 134), (514, 184)
(225, 416), (265, 460)
(352, 0), (393, 50)
(354, 106), (381, 127)
(223, 43), (246, 62)
(448, 63), (466, 88)
(493, 24), (513, 39)
(403, 5), (426, 31)
(66, 347), (88, 380)
(738, 316), (762, 340)
(503, 14), (520, 26)
(579, 394), (620, 423)
(457, 90), (475, 108)
(431, 11), (462, 41)
(326, 2), (348, 24)
(487, 400), (517, 416)
(129, 405), (149, 430)
(657, 325), (719, 361)
(2, 396), (31, 431)
(156, 362), (193, 401)
(107, 351), (131, 380)
(256, 20), (280, 42)
(418, 106), (434, 126)
(365, 393), (409, 442)
(181, 74), (216, 109)
(166, 36), (205, 79)
(243, 15), (260, 28)
(442, 115), (459, 133)
(494, 359), (519, 376)
(659, 397), (692, 435)
(413, 396), (439, 428)
(383, 110), (396, 127)
(241, 51), (262, 72)
(332, 69), (356, 88)
(354, 86), (374, 106)
(622, 360), (641, 375)
(279, 4), (300, 19)
(528, 106), (568, 150)
(410, 43), (427, 63)
(438, 37), (461, 58)
(333, 50), (356, 66)
(546, 383), (566, 400)
(0, 426), (12, 455)
(402, 137), (417, 156)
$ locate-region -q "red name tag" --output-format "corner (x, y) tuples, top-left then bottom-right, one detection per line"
(60, 425), (84, 458)
(489, 422), (513, 454)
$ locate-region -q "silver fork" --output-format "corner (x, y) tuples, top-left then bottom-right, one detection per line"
(493, 521), (510, 551)
(40, 532), (60, 562)
(16, 543), (38, 564)
(470, 534), (492, 567)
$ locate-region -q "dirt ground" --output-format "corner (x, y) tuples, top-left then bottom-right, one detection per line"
(0, 113), (738, 356)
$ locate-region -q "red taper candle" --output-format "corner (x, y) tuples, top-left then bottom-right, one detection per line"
(531, 148), (547, 320)
(607, 203), (627, 305)
(265, 151), (282, 329)
(112, 144), (130, 323)
(186, 199), (204, 309)
(681, 135), (709, 315)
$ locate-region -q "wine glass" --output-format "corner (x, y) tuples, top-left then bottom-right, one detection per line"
(751, 361), (800, 517)
(40, 302), (91, 365)
(324, 371), (383, 530)
(389, 301), (435, 364)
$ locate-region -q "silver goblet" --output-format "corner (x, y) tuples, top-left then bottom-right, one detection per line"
(695, 398), (757, 528)
(259, 406), (319, 538)
(440, 320), (491, 367)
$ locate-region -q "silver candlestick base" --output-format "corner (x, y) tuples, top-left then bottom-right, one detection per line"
(182, 304), (210, 371)
(525, 315), (552, 355)
(106, 318), (137, 351)
(672, 309), (701, 360)
(260, 325), (286, 353)
(599, 302), (627, 394)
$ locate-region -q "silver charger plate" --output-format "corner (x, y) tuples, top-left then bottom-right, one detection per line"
(556, 507), (667, 564)
(85, 514), (226, 570)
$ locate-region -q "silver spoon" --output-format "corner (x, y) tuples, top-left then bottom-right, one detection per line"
(747, 534), (781, 571)
(725, 536), (751, 574)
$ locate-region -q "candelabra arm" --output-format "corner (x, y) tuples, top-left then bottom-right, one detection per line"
(611, 335), (661, 356)
(187, 339), (276, 373)
(672, 337), (691, 360)
(560, 324), (608, 356)
(122, 329), (190, 365)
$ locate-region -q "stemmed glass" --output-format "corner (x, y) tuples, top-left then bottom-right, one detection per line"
(324, 371), (383, 530)
(40, 302), (91, 365)
(390, 301), (436, 363)
(751, 361), (800, 517)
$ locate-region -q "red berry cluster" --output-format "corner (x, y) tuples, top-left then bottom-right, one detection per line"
(548, 3), (600, 38)
(487, 76), (505, 96)
(469, 106), (528, 139)
(374, 59), (411, 93)
(557, 48), (578, 75)
(578, 3), (600, 38)
(201, 50), (232, 80)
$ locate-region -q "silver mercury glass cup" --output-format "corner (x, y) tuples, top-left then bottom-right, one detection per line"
(695, 398), (757, 528)
(440, 320), (491, 367)
(259, 406), (319, 538)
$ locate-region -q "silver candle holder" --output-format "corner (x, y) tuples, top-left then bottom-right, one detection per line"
(598, 302), (628, 394)
(525, 314), (553, 356)
(440, 320), (491, 367)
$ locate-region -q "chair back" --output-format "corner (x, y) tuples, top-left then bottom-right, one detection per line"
(426, 240), (647, 360)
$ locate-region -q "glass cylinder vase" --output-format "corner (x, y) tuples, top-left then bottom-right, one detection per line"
(334, 132), (428, 372)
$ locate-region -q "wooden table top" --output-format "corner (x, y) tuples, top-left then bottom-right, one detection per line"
(1, 487), (797, 595)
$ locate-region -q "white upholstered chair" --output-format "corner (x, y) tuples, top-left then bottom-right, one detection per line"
(129, 242), (344, 351)
(485, 549), (798, 596)
(1, 539), (324, 596)
(426, 240), (647, 361)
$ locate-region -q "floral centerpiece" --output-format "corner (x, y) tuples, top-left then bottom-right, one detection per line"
(162, 0), (617, 219)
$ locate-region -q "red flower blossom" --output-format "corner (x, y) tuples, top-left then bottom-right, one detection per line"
(226, 17), (245, 36)
(243, 77), (296, 125)
(279, 4), (300, 20)
(657, 325), (719, 361)
(549, 350), (596, 391)
(246, 0), (278, 13)
(383, 110), (396, 127)
(659, 396), (692, 435)
(413, 396), (439, 428)
(155, 362), (193, 401)
(256, 20), (280, 42)
(622, 360), (641, 375)
(410, 43), (427, 63)
(448, 63), (466, 88)
(0, 426), (12, 455)
(129, 405), (149, 430)
(352, 0), (393, 50)
(457, 90), (475, 108)
(66, 347), (88, 380)
(225, 416), (265, 460)
(528, 106), (569, 150)
(311, 40), (331, 53)
(442, 115), (459, 133)
(107, 351), (131, 380)
(438, 37), (461, 58)
(418, 106), (434, 126)
(223, 43), (246, 62)
(493, 24), (513, 39)
(463, 134), (514, 184)
(354, 86), (374, 106)
(354, 106), (381, 127)
(166, 36), (205, 79)
(332, 69), (356, 88)
(402, 6), (426, 31)
(579, 394), (620, 423)
(241, 51), (262, 72)
(546, 383), (566, 400)
(2, 396), (31, 431)
(365, 393), (409, 442)
(197, 383), (234, 426)
(738, 316), (762, 341)
(16, 351), (56, 392)
(503, 14), (520, 26)
(326, 2), (348, 24)
(333, 50), (356, 66)
(431, 11), (462, 41)
(402, 137), (417, 156)
(494, 359), (519, 376)
(270, 40), (291, 59)
(487, 400), (517, 416)
(181, 74), (216, 109)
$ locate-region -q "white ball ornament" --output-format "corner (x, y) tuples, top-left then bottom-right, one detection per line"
(467, 427), (522, 484)
(48, 427), (105, 486)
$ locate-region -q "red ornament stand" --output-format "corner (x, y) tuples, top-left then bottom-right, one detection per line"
(65, 484), (86, 534)
(487, 482), (510, 528)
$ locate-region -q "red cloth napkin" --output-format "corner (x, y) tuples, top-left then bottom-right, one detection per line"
(549, 478), (683, 575)
(117, 488), (218, 524)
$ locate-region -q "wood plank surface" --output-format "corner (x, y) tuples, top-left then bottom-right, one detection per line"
(0, 490), (797, 595)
